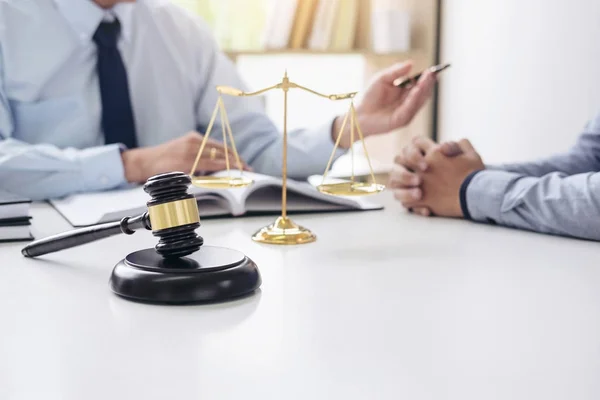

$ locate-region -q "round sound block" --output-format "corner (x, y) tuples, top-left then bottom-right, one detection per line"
(109, 246), (261, 305)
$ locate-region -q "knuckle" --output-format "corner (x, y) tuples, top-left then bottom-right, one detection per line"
(407, 146), (420, 159)
(431, 145), (443, 155)
(389, 170), (413, 188)
(185, 133), (198, 144)
(393, 189), (406, 202)
(400, 170), (416, 182)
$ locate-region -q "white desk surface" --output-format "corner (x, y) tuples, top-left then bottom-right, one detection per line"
(1, 192), (600, 400)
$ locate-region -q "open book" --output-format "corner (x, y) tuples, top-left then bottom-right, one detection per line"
(50, 171), (384, 227)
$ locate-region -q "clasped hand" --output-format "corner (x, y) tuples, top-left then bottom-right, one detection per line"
(389, 137), (485, 217)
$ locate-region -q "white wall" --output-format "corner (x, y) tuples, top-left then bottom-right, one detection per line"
(438, 0), (600, 164)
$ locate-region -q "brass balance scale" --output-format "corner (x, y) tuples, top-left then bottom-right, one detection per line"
(189, 71), (385, 245)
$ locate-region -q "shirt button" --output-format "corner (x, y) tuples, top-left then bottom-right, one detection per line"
(80, 33), (87, 42)
(100, 176), (109, 185)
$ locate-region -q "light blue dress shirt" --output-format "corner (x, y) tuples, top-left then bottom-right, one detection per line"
(463, 111), (600, 241)
(0, 0), (344, 200)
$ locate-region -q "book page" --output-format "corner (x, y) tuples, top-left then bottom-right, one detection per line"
(240, 172), (383, 213)
(0, 203), (30, 221)
(244, 185), (354, 213)
(198, 170), (381, 213)
(50, 184), (233, 227)
(0, 225), (32, 241)
(206, 170), (279, 214)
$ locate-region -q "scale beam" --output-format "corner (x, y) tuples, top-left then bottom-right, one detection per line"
(216, 84), (279, 97)
(216, 81), (357, 101)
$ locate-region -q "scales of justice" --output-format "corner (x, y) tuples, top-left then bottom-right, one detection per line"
(189, 70), (385, 245)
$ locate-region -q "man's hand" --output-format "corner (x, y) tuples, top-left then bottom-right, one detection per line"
(389, 136), (464, 216)
(333, 61), (436, 148)
(413, 139), (485, 217)
(121, 132), (251, 183)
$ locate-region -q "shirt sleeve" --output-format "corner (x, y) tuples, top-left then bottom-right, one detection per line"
(0, 139), (127, 201)
(487, 113), (600, 176)
(461, 169), (600, 241)
(0, 44), (127, 201)
(191, 19), (346, 179)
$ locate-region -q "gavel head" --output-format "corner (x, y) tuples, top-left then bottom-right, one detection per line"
(143, 172), (203, 258)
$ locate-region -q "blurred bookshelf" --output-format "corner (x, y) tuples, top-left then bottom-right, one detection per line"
(171, 0), (440, 182)
(173, 0), (423, 58)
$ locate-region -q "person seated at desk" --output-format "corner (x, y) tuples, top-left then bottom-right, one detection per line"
(390, 111), (600, 241)
(0, 0), (435, 201)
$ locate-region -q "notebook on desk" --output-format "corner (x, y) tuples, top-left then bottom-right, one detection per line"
(0, 189), (33, 242)
(49, 171), (383, 227)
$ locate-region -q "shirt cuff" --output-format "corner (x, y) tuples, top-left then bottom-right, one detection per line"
(308, 117), (347, 165)
(459, 170), (483, 220)
(462, 169), (524, 224)
(79, 144), (127, 192)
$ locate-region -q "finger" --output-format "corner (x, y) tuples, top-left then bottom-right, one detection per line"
(393, 70), (436, 126)
(412, 207), (432, 217)
(407, 69), (436, 113)
(396, 136), (436, 171)
(388, 167), (421, 188)
(411, 135), (437, 154)
(403, 144), (428, 172)
(204, 140), (233, 156)
(186, 133), (226, 156)
(393, 188), (423, 206)
(440, 141), (464, 157)
(201, 143), (252, 172)
(201, 142), (240, 165)
(394, 154), (415, 173)
(193, 159), (229, 174)
(458, 138), (477, 154)
(379, 60), (414, 85)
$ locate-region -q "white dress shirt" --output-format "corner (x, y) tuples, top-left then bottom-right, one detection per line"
(0, 0), (344, 200)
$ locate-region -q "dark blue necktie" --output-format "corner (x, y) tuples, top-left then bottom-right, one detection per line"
(92, 19), (138, 149)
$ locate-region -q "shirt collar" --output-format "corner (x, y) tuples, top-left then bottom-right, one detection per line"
(53, 0), (134, 43)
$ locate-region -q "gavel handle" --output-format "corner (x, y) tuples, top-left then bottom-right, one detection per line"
(21, 213), (151, 258)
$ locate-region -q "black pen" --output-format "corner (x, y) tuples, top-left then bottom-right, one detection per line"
(393, 63), (451, 88)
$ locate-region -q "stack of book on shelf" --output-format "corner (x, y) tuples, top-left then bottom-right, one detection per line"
(262, 0), (360, 51)
(173, 0), (412, 54)
(0, 190), (33, 242)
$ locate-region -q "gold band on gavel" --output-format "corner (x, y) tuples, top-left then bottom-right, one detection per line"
(148, 198), (200, 231)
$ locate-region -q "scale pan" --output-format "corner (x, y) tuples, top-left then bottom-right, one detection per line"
(192, 176), (253, 189)
(317, 181), (385, 196)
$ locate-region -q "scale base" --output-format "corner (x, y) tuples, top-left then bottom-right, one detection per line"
(110, 246), (261, 304)
(252, 216), (316, 245)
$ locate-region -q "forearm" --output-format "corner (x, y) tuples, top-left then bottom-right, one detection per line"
(462, 169), (600, 241)
(0, 139), (126, 200)
(490, 130), (600, 177)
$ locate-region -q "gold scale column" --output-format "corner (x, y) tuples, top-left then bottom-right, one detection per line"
(252, 71), (317, 245)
